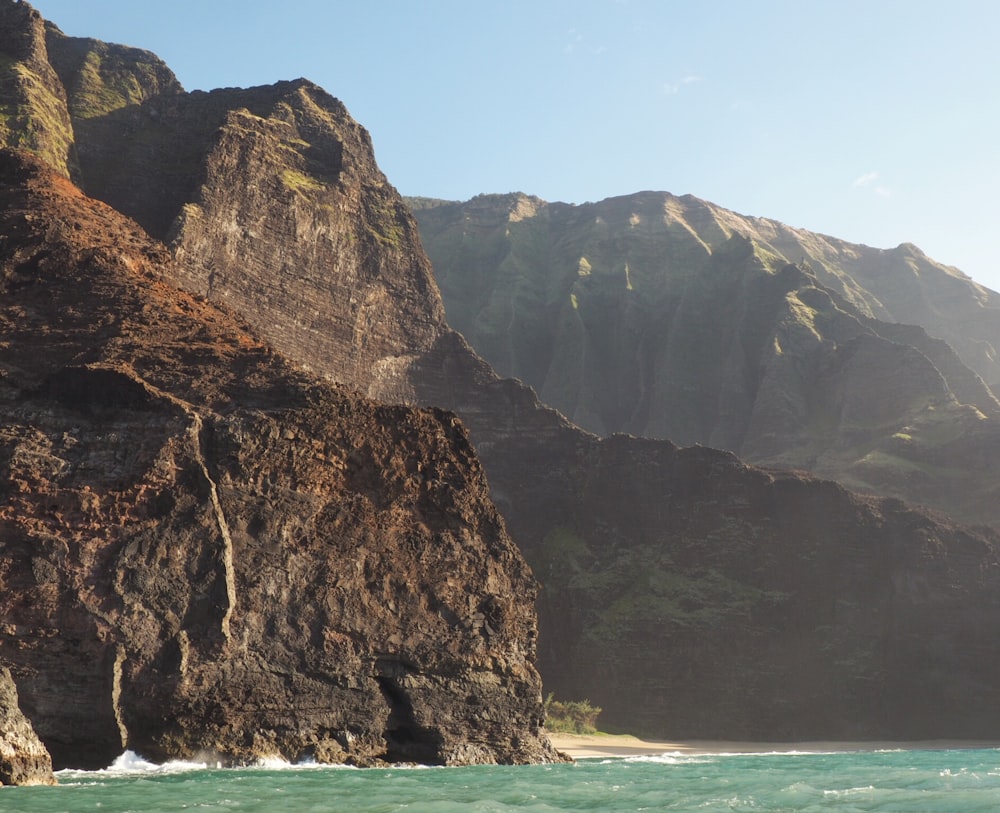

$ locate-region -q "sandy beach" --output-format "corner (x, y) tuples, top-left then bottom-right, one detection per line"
(546, 732), (1000, 759)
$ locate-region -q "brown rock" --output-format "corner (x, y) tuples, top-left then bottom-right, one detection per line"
(0, 148), (559, 768)
(0, 667), (55, 786)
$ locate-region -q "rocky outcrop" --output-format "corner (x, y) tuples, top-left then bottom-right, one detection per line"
(411, 194), (1000, 527)
(0, 148), (557, 768)
(41, 42), (445, 398)
(0, 668), (55, 785)
(401, 332), (1000, 740)
(469, 434), (1000, 741)
(43, 18), (183, 210)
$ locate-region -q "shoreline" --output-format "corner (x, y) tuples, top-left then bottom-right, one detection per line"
(546, 732), (1000, 759)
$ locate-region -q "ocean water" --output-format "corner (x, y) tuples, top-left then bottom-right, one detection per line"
(5, 747), (1000, 812)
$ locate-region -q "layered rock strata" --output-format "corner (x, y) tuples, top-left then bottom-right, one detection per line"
(0, 148), (557, 768)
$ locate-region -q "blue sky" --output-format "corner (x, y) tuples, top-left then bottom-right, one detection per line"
(29, 0), (1000, 291)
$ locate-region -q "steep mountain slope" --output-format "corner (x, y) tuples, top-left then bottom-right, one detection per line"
(410, 193), (1000, 526)
(412, 192), (1000, 392)
(404, 339), (1000, 740)
(0, 149), (556, 768)
(44, 38), (444, 401)
(78, 60), (1000, 738)
(0, 1), (75, 178)
(5, 1), (1000, 744)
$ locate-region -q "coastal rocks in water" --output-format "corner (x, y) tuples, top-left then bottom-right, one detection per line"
(0, 148), (558, 769)
(0, 668), (55, 786)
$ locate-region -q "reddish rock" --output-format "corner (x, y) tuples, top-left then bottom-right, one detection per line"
(0, 149), (558, 768)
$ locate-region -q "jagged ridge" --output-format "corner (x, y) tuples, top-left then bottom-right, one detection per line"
(411, 192), (1000, 527)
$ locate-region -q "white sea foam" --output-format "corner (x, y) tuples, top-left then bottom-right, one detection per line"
(823, 784), (877, 797)
(248, 754), (294, 770)
(55, 749), (433, 781)
(611, 748), (856, 765)
(611, 753), (718, 765)
(54, 750), (212, 781)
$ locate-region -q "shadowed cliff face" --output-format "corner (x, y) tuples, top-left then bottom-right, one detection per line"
(0, 149), (557, 768)
(410, 194), (1000, 528)
(42, 49), (446, 401)
(477, 434), (1000, 740)
(403, 336), (1000, 740)
(6, 2), (1000, 745)
(0, 668), (54, 785)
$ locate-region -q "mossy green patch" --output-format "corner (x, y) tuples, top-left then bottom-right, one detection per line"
(0, 59), (75, 177)
(280, 167), (325, 194)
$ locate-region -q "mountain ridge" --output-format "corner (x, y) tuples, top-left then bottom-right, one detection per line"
(410, 191), (1000, 527)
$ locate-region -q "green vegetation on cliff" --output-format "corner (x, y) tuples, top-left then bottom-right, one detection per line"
(0, 46), (75, 178)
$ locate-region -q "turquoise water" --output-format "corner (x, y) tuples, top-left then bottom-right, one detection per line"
(6, 748), (1000, 812)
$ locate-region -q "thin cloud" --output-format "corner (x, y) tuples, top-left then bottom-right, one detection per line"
(564, 28), (583, 54)
(663, 75), (702, 95)
(564, 28), (607, 56)
(853, 171), (892, 198)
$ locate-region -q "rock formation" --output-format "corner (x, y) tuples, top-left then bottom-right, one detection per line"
(0, 668), (54, 785)
(0, 147), (557, 768)
(4, 0), (1000, 746)
(481, 435), (1000, 740)
(0, 0), (76, 178)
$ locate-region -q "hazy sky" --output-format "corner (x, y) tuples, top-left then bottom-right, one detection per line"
(28, 0), (1000, 291)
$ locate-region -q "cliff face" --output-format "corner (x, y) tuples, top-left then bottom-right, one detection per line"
(479, 435), (1000, 740)
(6, 0), (1000, 746)
(412, 192), (1000, 395)
(401, 337), (1000, 740)
(0, 149), (556, 768)
(0, 0), (76, 178)
(411, 194), (1000, 528)
(42, 41), (445, 400)
(0, 668), (54, 785)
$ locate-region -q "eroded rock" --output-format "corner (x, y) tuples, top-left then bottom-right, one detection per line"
(0, 148), (558, 768)
(0, 667), (55, 786)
